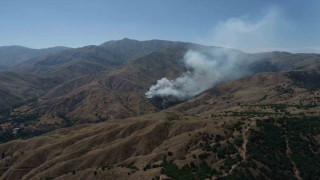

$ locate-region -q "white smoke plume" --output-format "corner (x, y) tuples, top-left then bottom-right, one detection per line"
(145, 49), (247, 100)
(145, 8), (280, 101)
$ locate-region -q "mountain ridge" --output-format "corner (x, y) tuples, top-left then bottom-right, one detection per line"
(0, 69), (318, 180)
(8, 42), (320, 132)
(0, 45), (70, 69)
(0, 38), (320, 180)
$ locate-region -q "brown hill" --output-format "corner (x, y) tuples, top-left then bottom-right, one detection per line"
(11, 46), (126, 80)
(249, 51), (320, 73)
(0, 72), (59, 111)
(99, 38), (197, 61)
(24, 47), (188, 123)
(1, 39), (320, 180)
(1, 39), (205, 125)
(0, 46), (69, 69)
(0, 70), (319, 180)
(13, 47), (320, 128)
(11, 39), (198, 80)
(1, 39), (194, 112)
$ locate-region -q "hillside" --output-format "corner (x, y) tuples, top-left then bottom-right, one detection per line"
(0, 39), (320, 180)
(0, 40), (210, 144)
(11, 46), (125, 80)
(14, 47), (188, 125)
(249, 52), (320, 73)
(0, 39), (201, 124)
(0, 46), (69, 69)
(100, 38), (198, 61)
(0, 70), (318, 180)
(11, 39), (198, 80)
(0, 72), (60, 111)
(2, 1), (320, 179)
(10, 46), (320, 129)
(11, 45), (250, 126)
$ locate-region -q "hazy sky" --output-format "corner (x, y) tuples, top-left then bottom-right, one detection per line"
(1, 0), (320, 53)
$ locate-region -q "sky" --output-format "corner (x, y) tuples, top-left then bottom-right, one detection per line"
(1, 0), (320, 53)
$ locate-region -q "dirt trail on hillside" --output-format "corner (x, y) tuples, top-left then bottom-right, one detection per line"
(241, 120), (256, 160)
(285, 138), (303, 180)
(216, 119), (256, 179)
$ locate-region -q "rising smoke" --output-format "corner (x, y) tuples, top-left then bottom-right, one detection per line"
(145, 8), (282, 102)
(145, 48), (248, 101)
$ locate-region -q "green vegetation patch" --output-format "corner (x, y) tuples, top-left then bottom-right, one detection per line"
(286, 71), (320, 91)
(234, 135), (244, 147)
(286, 116), (320, 179)
(217, 144), (237, 158)
(247, 119), (294, 179)
(160, 160), (217, 180)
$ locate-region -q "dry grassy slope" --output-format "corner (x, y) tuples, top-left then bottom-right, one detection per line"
(0, 71), (60, 110)
(12, 46), (125, 80)
(0, 70), (319, 180)
(0, 46), (69, 69)
(248, 52), (320, 73)
(172, 71), (306, 115)
(2, 39), (199, 114)
(99, 38), (198, 61)
(25, 47), (188, 123)
(0, 45), (124, 113)
(15, 47), (320, 126)
(11, 39), (199, 81)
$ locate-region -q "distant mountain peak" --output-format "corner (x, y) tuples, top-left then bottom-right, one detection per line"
(121, 37), (136, 41)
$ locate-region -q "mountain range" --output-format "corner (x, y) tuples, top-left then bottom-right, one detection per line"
(0, 39), (319, 180)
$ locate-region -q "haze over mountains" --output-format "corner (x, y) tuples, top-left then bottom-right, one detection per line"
(0, 39), (319, 180)
(0, 46), (70, 70)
